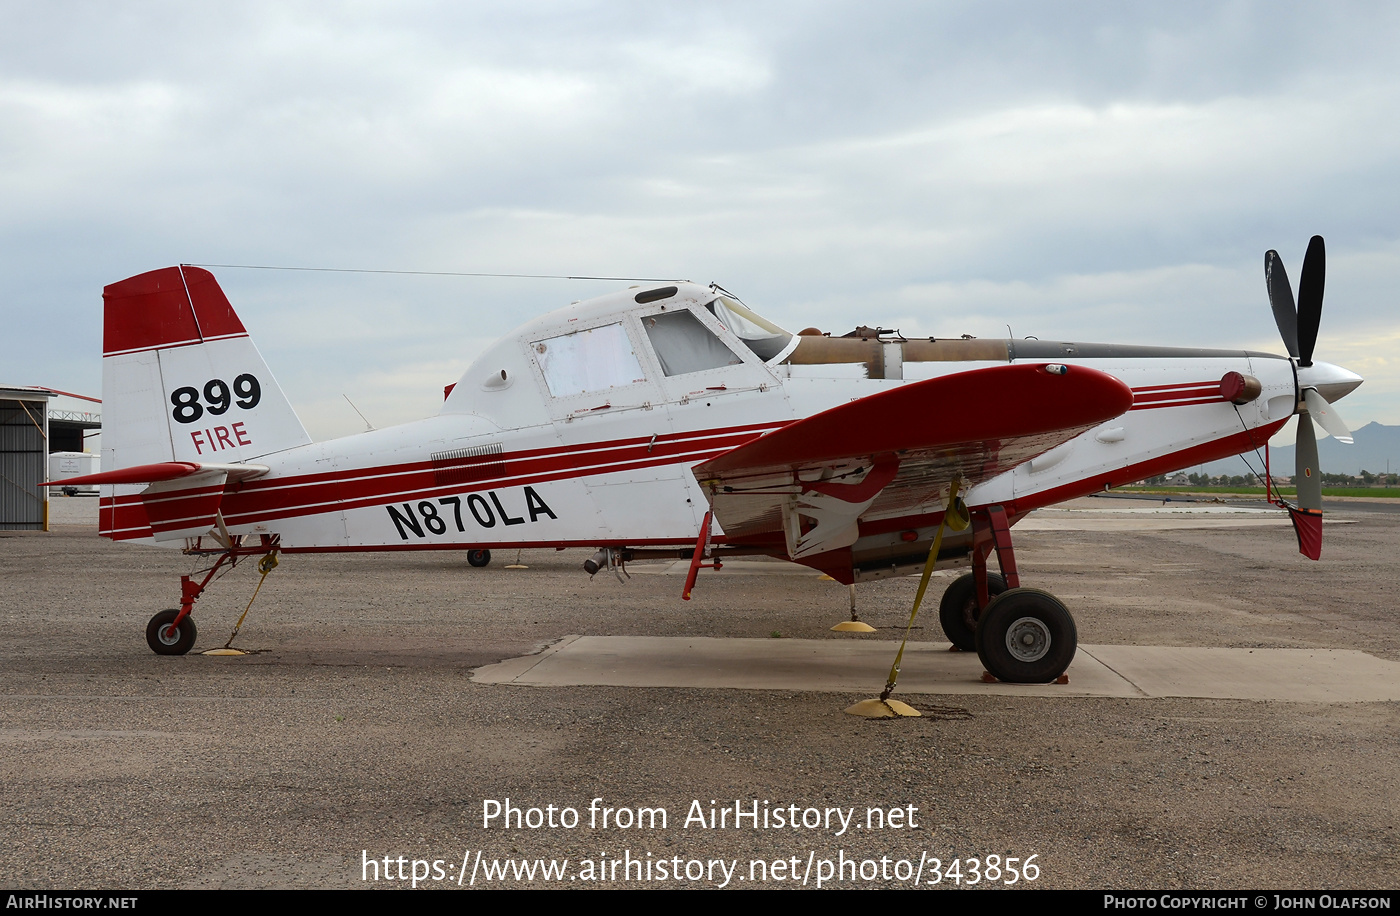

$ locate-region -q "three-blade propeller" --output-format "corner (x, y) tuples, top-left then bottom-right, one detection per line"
(1263, 235), (1353, 556)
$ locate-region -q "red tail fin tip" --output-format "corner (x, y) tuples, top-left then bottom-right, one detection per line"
(103, 266), (246, 357)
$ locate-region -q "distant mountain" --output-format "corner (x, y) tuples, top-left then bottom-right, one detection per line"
(1190, 421), (1400, 479)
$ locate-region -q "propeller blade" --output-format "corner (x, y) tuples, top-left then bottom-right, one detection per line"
(1295, 411), (1322, 511)
(1296, 235), (1325, 367)
(1265, 249), (1299, 359)
(1302, 388), (1353, 444)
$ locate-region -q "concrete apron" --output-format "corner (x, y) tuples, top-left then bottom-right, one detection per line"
(474, 635), (1400, 702)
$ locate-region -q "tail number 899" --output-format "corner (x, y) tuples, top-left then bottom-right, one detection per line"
(171, 374), (261, 424)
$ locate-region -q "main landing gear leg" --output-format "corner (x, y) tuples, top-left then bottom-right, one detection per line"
(959, 505), (1078, 684)
(937, 506), (1018, 651)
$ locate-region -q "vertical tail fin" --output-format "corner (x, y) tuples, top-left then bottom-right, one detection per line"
(102, 266), (312, 470)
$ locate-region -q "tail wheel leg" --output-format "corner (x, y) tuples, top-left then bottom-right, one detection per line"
(143, 537), (282, 656)
(143, 551), (234, 656)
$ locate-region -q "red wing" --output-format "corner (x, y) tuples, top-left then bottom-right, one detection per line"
(693, 363), (1133, 550)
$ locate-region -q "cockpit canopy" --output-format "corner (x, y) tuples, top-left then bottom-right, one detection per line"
(444, 282), (794, 426)
(530, 287), (792, 398)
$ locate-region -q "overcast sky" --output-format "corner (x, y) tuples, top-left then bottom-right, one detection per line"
(4, 1), (1397, 441)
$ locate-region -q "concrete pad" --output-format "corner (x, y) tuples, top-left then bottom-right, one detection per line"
(473, 635), (1400, 702)
(475, 634), (1139, 696)
(1082, 645), (1400, 702)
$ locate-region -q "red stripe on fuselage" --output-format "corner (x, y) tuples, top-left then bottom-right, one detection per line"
(1127, 380), (1228, 411)
(100, 421), (786, 541)
(1130, 388), (1221, 403)
(1130, 380), (1223, 393)
(1007, 418), (1289, 514)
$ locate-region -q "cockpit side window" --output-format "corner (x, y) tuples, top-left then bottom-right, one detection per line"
(533, 322), (646, 397)
(642, 310), (744, 377)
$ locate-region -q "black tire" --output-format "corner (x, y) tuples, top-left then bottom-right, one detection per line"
(467, 549), (491, 568)
(974, 588), (1077, 683)
(146, 609), (197, 656)
(938, 572), (1006, 651)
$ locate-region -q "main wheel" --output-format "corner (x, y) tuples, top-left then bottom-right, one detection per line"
(974, 588), (1077, 683)
(467, 549), (491, 568)
(938, 572), (1006, 651)
(146, 609), (197, 656)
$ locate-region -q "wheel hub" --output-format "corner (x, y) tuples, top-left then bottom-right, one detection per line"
(960, 599), (978, 631)
(1005, 616), (1051, 663)
(158, 625), (180, 646)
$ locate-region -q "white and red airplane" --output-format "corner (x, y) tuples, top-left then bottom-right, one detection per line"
(55, 237), (1361, 683)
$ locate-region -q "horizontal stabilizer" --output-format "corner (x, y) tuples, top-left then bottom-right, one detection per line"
(43, 461), (269, 488)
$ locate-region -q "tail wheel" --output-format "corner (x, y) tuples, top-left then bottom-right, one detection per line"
(938, 572), (1006, 651)
(975, 588), (1077, 683)
(467, 549), (491, 568)
(146, 609), (197, 656)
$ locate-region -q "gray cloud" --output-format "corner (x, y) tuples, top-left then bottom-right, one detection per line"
(2, 1), (1396, 438)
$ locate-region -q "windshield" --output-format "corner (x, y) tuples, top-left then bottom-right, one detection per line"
(704, 295), (793, 361)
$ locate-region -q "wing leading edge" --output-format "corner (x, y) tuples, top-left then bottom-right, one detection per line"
(693, 363), (1134, 560)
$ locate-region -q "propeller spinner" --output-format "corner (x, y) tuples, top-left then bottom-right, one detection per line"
(1263, 235), (1362, 558)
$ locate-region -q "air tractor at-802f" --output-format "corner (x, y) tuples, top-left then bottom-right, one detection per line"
(54, 237), (1360, 684)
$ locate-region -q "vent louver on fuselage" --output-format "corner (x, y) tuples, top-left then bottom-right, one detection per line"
(431, 443), (505, 487)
